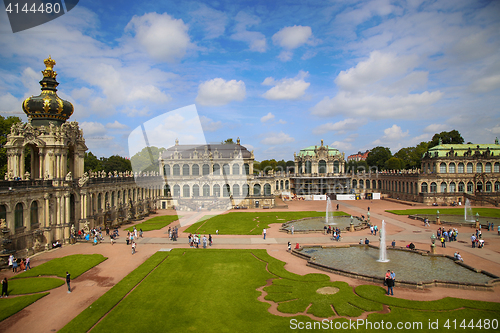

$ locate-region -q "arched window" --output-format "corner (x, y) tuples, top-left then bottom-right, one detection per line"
(243, 163), (250, 175)
(318, 160), (327, 174)
(366, 180), (370, 189)
(98, 193), (102, 210)
(213, 184), (221, 197)
(449, 182), (456, 192)
(0, 205), (6, 225)
(233, 184), (240, 196)
(298, 161), (302, 174)
(440, 162), (446, 173)
(352, 179), (357, 188)
(192, 164), (199, 176)
(458, 182), (465, 192)
(173, 185), (180, 197)
(111, 192), (115, 206)
(173, 164), (180, 176)
(232, 164), (240, 175)
(486, 181), (492, 192)
(359, 179), (364, 189)
(494, 162), (500, 173)
(372, 180), (376, 189)
(203, 184), (210, 196)
(430, 182), (437, 193)
(275, 181), (279, 189)
(378, 180), (382, 190)
(192, 184), (200, 197)
(30, 201), (38, 225)
(305, 161), (312, 174)
(485, 162), (492, 173)
(223, 164), (230, 175)
(333, 161), (339, 173)
(467, 181), (474, 193)
(440, 182), (447, 193)
(183, 164), (190, 176)
(242, 184), (249, 197)
(163, 164), (170, 176)
(264, 183), (271, 195)
(118, 191), (121, 204)
(164, 185), (170, 196)
(223, 184), (231, 197)
(203, 164), (210, 175)
(213, 164), (220, 175)
(253, 184), (261, 195)
(476, 163), (483, 173)
(458, 163), (464, 173)
(449, 163), (456, 173)
(183, 185), (190, 197)
(466, 163), (473, 173)
(285, 180), (289, 190)
(477, 182), (483, 192)
(280, 180), (284, 190)
(495, 181), (500, 192)
(421, 182), (428, 193)
(15, 203), (23, 229)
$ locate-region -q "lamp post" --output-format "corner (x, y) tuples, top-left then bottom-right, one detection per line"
(475, 212), (480, 229)
(430, 233), (436, 254)
(349, 215), (354, 232)
(436, 210), (441, 225)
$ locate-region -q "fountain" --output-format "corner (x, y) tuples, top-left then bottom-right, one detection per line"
(377, 220), (389, 262)
(464, 199), (474, 222)
(325, 197), (335, 225)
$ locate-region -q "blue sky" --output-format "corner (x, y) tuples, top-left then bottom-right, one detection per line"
(1, 0), (499, 161)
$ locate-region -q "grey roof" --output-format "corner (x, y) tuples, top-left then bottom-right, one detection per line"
(161, 143), (252, 159)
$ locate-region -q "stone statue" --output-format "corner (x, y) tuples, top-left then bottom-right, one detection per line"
(24, 171), (30, 180)
(44, 170), (50, 180)
(65, 172), (72, 181)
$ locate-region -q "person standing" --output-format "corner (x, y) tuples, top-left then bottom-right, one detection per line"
(132, 242), (136, 254)
(208, 234), (212, 246)
(287, 241), (291, 251)
(202, 235), (207, 249)
(25, 257), (31, 270)
(385, 270), (394, 296)
(1, 277), (8, 298)
(8, 254), (13, 271)
(440, 236), (446, 248)
(471, 234), (476, 248)
(66, 272), (71, 293)
(263, 228), (267, 240)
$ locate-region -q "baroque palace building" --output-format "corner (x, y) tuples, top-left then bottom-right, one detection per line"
(0, 57), (162, 256)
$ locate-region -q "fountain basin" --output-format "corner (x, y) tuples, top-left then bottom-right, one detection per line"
(280, 216), (366, 233)
(409, 214), (500, 227)
(294, 245), (499, 290)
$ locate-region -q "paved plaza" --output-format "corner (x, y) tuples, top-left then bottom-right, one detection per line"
(1, 199), (500, 332)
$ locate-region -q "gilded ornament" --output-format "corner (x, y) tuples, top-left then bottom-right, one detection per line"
(43, 97), (51, 112)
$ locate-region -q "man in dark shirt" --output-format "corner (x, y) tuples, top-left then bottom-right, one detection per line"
(66, 272), (71, 293)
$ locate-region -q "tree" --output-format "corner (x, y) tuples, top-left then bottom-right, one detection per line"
(346, 160), (368, 174)
(385, 157), (404, 170)
(84, 152), (102, 172)
(130, 146), (165, 173)
(366, 147), (392, 171)
(0, 116), (22, 177)
(428, 130), (464, 149)
(221, 138), (234, 144)
(101, 155), (132, 173)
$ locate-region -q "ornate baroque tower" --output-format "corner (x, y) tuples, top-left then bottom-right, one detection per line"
(4, 56), (87, 181)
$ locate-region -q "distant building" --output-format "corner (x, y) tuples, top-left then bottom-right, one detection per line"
(347, 150), (370, 162)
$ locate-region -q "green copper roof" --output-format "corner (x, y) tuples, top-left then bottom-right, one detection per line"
(298, 145), (340, 157)
(426, 140), (500, 158)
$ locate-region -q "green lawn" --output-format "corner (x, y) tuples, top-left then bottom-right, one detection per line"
(13, 254), (107, 280)
(386, 207), (500, 218)
(7, 277), (64, 295)
(125, 215), (179, 232)
(185, 211), (345, 235)
(61, 249), (500, 333)
(0, 293), (49, 322)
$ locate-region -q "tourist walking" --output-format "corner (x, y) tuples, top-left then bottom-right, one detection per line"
(440, 236), (446, 248)
(263, 228), (267, 240)
(8, 254), (13, 271)
(132, 242), (136, 254)
(66, 272), (71, 293)
(25, 257), (31, 270)
(208, 234), (212, 246)
(471, 234), (476, 248)
(1, 277), (8, 298)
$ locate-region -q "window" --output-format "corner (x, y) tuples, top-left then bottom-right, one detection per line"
(173, 185), (180, 197)
(173, 164), (180, 176)
(30, 201), (38, 225)
(495, 162), (500, 173)
(305, 161), (312, 174)
(192, 164), (199, 176)
(280, 180), (284, 190)
(223, 164), (230, 175)
(458, 182), (465, 192)
(203, 184), (210, 196)
(485, 162), (491, 173)
(232, 164), (240, 175)
(183, 164), (190, 176)
(449, 163), (456, 173)
(243, 163), (250, 175)
(182, 185), (190, 197)
(213, 184), (220, 197)
(163, 165), (170, 176)
(421, 182), (428, 193)
(242, 184), (249, 197)
(466, 163), (473, 173)
(318, 160), (327, 174)
(449, 182), (456, 192)
(486, 182), (492, 192)
(430, 182), (437, 193)
(164, 185), (170, 196)
(192, 185), (200, 197)
(15, 203), (23, 228)
(203, 164), (210, 175)
(440, 163), (446, 173)
(232, 184), (240, 196)
(264, 184), (271, 195)
(352, 179), (357, 188)
(495, 181), (500, 192)
(0, 205), (6, 226)
(458, 163), (464, 173)
(253, 184), (261, 195)
(285, 180), (289, 190)
(334, 161), (340, 173)
(440, 182), (447, 193)
(467, 182), (473, 193)
(476, 163), (483, 173)
(223, 184), (230, 197)
(213, 164), (220, 175)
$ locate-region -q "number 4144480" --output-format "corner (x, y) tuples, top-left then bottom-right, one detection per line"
(5, 2), (61, 14)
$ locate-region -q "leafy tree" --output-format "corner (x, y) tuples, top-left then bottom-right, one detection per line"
(84, 152), (102, 172)
(366, 147), (392, 171)
(130, 146), (165, 173)
(428, 130), (464, 149)
(101, 155), (132, 173)
(385, 157), (404, 170)
(0, 116), (22, 177)
(222, 138), (234, 144)
(346, 160), (368, 174)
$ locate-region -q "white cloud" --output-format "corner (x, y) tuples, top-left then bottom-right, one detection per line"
(231, 11), (266, 52)
(311, 51), (443, 119)
(330, 140), (353, 152)
(0, 93), (23, 113)
(469, 75), (500, 94)
(262, 71), (310, 100)
(80, 121), (107, 137)
(423, 124), (448, 133)
(126, 12), (194, 62)
(200, 115), (223, 132)
(277, 119), (287, 124)
(272, 25), (313, 49)
(261, 132), (295, 145)
(277, 51), (293, 62)
(261, 112), (275, 123)
(190, 4), (227, 39)
(372, 124), (409, 145)
(106, 121), (129, 129)
(488, 125), (500, 135)
(196, 78), (246, 106)
(313, 118), (367, 135)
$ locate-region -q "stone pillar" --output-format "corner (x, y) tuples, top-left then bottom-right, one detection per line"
(436, 217), (441, 225)
(64, 193), (70, 242)
(44, 193), (50, 228)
